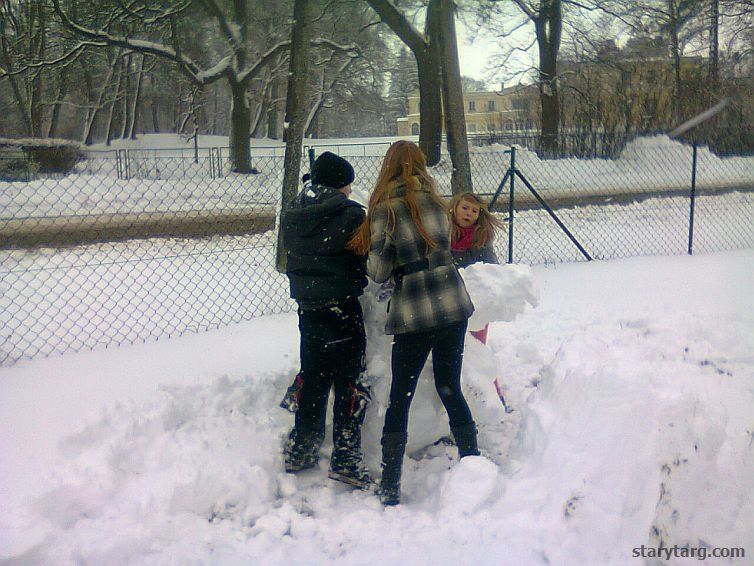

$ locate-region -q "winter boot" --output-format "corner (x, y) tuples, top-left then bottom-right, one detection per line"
(283, 425), (324, 473)
(329, 420), (371, 489)
(378, 432), (408, 506)
(329, 384), (372, 489)
(451, 422), (480, 458)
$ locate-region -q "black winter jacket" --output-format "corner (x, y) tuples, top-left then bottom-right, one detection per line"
(283, 184), (367, 306)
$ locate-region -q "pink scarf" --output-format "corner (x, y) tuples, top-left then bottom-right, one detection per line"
(452, 225), (475, 252)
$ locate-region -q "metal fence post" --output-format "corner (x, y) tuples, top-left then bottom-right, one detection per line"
(688, 141), (698, 255)
(115, 149), (123, 180)
(508, 146), (516, 264)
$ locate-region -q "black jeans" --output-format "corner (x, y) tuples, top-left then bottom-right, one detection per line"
(383, 319), (474, 434)
(294, 298), (366, 435)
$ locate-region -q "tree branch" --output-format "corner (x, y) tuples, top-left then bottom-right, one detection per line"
(51, 0), (207, 83)
(0, 41), (103, 76)
(365, 0), (428, 53)
(198, 0), (241, 51)
(510, 0), (536, 20)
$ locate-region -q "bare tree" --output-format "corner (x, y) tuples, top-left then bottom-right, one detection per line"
(277, 0), (312, 272)
(1, 0), (48, 136)
(366, 0), (444, 164)
(51, 0), (357, 172)
(508, 0), (563, 155)
(437, 0), (472, 194)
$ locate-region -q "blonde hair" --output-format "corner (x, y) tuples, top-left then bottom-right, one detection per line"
(348, 140), (448, 255)
(450, 192), (504, 249)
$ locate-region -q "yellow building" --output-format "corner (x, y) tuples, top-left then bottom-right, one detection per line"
(396, 87), (538, 137)
(559, 37), (706, 132)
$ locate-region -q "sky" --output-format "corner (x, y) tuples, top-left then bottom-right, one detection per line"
(457, 14), (534, 88)
(457, 23), (495, 83)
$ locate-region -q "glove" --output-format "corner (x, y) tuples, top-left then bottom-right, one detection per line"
(377, 279), (395, 303)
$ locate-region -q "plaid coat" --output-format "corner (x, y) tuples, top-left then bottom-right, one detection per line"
(367, 182), (474, 335)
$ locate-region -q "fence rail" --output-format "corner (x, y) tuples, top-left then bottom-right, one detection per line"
(1, 138), (753, 366)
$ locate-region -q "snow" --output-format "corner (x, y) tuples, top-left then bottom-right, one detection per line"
(2, 250), (753, 564)
(3, 134), (750, 221)
(459, 263), (538, 331)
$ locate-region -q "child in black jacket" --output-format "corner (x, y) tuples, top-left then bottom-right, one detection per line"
(282, 152), (371, 488)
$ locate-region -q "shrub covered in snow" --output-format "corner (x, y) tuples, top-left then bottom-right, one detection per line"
(0, 137), (83, 175)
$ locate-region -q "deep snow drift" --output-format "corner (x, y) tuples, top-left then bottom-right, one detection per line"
(1, 251), (753, 564)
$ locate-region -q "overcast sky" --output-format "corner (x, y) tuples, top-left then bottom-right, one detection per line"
(456, 20), (534, 88)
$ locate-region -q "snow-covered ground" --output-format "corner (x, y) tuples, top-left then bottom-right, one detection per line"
(1, 250), (752, 564)
(2, 134), (752, 218)
(2, 188), (752, 366)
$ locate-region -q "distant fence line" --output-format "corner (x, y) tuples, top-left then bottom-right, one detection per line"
(1, 138), (753, 366)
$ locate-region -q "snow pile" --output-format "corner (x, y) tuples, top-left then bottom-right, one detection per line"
(1, 251), (753, 564)
(460, 262), (538, 331)
(472, 134), (754, 195)
(438, 456), (499, 514)
(358, 264), (537, 456)
(508, 314), (754, 562)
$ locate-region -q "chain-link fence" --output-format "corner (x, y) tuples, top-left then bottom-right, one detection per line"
(1, 147), (297, 365)
(1, 138), (753, 366)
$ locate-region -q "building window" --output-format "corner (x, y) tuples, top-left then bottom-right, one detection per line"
(487, 100), (495, 111)
(469, 101), (476, 112)
(411, 123), (419, 135)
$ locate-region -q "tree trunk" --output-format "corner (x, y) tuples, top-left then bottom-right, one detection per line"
(212, 82), (219, 135)
(105, 59), (125, 146)
(0, 4), (33, 135)
(128, 54), (145, 139)
(708, 0), (719, 100)
(82, 51), (122, 144)
(668, 0), (682, 124)
(229, 79), (252, 172)
(304, 69), (326, 137)
(535, 0), (562, 157)
(29, 0), (45, 137)
(251, 71), (273, 138)
(48, 72), (67, 138)
(120, 53), (132, 139)
(437, 0), (472, 194)
(419, 0), (443, 165)
(366, 0), (443, 165)
(267, 79), (279, 139)
(150, 75), (160, 133)
(277, 0), (312, 272)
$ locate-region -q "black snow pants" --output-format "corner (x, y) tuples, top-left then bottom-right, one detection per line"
(294, 298), (367, 437)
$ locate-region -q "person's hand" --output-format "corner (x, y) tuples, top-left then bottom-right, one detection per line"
(377, 279), (394, 302)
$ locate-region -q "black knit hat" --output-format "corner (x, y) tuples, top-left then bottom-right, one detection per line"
(311, 151), (355, 189)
